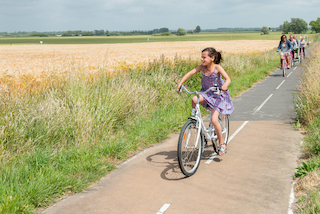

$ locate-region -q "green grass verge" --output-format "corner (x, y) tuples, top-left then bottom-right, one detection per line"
(0, 50), (279, 213)
(298, 189), (320, 214)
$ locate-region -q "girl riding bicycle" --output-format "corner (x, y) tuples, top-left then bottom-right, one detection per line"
(176, 47), (234, 156)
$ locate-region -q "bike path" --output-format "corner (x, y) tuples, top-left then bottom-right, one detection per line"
(231, 66), (299, 121)
(44, 60), (305, 214)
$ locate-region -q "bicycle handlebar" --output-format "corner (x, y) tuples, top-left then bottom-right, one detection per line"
(179, 85), (222, 95)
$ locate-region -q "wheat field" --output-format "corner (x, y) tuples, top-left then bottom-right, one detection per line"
(0, 40), (278, 77)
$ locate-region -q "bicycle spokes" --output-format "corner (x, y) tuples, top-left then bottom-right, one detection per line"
(177, 120), (202, 176)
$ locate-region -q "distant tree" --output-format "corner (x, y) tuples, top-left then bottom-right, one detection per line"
(94, 29), (105, 36)
(176, 28), (187, 36)
(159, 28), (169, 33)
(261, 26), (269, 34)
(82, 31), (94, 36)
(195, 25), (201, 33)
(290, 18), (308, 34)
(76, 30), (83, 36)
(280, 21), (291, 34)
(30, 32), (49, 37)
(309, 18), (320, 33)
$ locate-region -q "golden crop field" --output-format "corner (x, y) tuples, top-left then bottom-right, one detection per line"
(0, 40), (278, 77)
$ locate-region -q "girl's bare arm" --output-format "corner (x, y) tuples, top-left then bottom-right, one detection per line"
(177, 65), (203, 93)
(216, 65), (231, 91)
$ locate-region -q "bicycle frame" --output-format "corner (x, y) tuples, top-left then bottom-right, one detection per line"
(280, 52), (288, 67)
(179, 85), (224, 151)
(177, 85), (230, 176)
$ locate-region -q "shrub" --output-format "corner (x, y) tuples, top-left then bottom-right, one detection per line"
(176, 28), (187, 36)
(161, 32), (172, 36)
(261, 26), (269, 35)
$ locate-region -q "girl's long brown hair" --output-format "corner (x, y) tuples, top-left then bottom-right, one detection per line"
(202, 47), (223, 64)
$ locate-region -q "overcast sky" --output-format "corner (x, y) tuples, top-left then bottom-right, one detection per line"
(0, 0), (319, 32)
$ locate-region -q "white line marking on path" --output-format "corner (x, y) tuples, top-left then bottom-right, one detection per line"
(228, 121), (249, 143)
(276, 80), (285, 89)
(157, 203), (171, 214)
(205, 121), (249, 164)
(288, 141), (304, 213)
(287, 72), (293, 77)
(205, 153), (217, 164)
(119, 148), (151, 167)
(252, 94), (273, 115)
(288, 181), (296, 214)
(293, 67), (297, 71)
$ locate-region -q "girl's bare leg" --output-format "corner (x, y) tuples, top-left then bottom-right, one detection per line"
(211, 109), (225, 156)
(191, 95), (206, 108)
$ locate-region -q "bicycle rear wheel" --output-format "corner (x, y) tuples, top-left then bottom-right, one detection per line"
(177, 119), (202, 177)
(219, 114), (230, 145)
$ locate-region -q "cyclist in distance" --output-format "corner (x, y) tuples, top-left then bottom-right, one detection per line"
(293, 35), (300, 59)
(277, 35), (292, 68)
(300, 37), (306, 58)
(289, 34), (298, 60)
(293, 35), (300, 48)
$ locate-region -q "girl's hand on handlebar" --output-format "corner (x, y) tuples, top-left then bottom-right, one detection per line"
(221, 85), (228, 91)
(177, 84), (182, 94)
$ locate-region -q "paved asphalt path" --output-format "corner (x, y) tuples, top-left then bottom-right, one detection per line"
(43, 43), (319, 213)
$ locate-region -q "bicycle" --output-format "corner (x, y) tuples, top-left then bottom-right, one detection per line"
(177, 85), (230, 177)
(279, 52), (288, 77)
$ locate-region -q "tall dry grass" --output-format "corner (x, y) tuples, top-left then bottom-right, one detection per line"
(295, 43), (320, 125)
(293, 36), (320, 214)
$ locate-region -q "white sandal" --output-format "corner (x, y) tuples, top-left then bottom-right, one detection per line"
(219, 143), (227, 156)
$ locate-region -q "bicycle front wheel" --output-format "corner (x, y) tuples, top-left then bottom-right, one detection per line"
(219, 114), (230, 145)
(177, 119), (202, 177)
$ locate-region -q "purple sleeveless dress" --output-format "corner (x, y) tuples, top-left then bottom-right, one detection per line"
(200, 67), (234, 115)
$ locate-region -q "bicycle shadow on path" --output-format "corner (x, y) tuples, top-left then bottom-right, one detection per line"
(145, 144), (222, 181)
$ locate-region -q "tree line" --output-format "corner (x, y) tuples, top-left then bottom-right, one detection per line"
(60, 28), (171, 36)
(0, 26), (202, 37)
(0, 28), (171, 37)
(261, 17), (320, 35)
(2, 19), (319, 38)
(279, 18), (308, 34)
